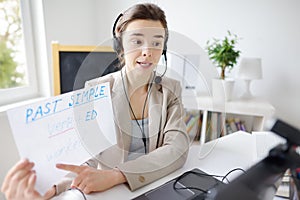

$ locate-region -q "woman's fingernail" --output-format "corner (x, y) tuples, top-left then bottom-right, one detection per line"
(20, 158), (28, 163)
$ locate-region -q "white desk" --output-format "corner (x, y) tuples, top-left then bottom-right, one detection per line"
(52, 131), (282, 200)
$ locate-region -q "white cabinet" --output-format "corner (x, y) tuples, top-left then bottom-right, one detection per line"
(182, 96), (275, 144)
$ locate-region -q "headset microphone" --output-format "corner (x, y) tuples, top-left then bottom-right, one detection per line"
(154, 75), (162, 84)
(154, 52), (167, 84)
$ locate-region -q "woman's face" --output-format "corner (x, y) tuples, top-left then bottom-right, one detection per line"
(122, 19), (165, 76)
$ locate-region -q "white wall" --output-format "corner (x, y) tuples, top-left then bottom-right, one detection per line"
(0, 112), (19, 200)
(156, 0), (300, 128)
(42, 0), (100, 93)
(41, 0), (300, 127)
(1, 0), (299, 198)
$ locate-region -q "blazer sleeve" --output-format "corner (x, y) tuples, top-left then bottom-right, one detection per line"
(116, 81), (190, 191)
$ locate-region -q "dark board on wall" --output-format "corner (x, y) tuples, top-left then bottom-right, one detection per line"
(52, 44), (119, 95)
(59, 51), (119, 93)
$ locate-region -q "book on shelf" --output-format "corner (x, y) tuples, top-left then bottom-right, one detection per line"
(204, 112), (227, 142)
(218, 113), (226, 137)
(225, 118), (247, 134)
(205, 112), (212, 142)
(185, 108), (260, 143)
(225, 122), (233, 134)
(184, 109), (202, 141)
(204, 114), (250, 143)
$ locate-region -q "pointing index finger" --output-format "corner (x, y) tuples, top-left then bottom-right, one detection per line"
(56, 164), (82, 174)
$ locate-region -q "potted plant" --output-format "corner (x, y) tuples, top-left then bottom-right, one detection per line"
(206, 31), (241, 101)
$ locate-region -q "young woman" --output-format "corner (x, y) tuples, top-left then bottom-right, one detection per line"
(1, 3), (189, 199)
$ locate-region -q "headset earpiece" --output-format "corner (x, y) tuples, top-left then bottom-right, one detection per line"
(113, 37), (122, 55)
(112, 13), (123, 54)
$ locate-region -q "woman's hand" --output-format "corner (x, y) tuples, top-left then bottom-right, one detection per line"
(1, 159), (56, 200)
(56, 163), (126, 194)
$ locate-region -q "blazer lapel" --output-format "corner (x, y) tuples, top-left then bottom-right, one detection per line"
(148, 82), (163, 152)
(111, 70), (163, 155)
(111, 68), (132, 158)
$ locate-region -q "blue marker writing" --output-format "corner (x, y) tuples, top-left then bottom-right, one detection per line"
(68, 85), (107, 107)
(25, 98), (62, 123)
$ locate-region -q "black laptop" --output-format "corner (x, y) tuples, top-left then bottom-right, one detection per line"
(133, 168), (225, 200)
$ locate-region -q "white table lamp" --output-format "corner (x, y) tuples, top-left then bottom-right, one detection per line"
(237, 58), (262, 99)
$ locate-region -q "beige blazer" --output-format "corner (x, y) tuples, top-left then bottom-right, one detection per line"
(56, 68), (189, 193)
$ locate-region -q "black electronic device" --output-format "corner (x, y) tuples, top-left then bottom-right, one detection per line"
(133, 119), (300, 200)
(270, 119), (300, 146)
(132, 168), (225, 200)
(212, 119), (300, 200)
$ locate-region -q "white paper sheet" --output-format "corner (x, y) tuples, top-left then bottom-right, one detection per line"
(7, 82), (116, 194)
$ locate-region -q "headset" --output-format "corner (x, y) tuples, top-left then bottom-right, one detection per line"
(112, 13), (168, 84)
(121, 69), (154, 154)
(113, 13), (168, 153)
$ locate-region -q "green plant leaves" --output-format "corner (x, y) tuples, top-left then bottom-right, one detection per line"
(206, 31), (241, 79)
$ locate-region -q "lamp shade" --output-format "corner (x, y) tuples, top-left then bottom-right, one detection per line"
(237, 58), (262, 80)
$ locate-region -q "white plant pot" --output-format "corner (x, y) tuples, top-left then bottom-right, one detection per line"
(212, 79), (235, 102)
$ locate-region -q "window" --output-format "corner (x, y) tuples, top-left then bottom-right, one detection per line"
(0, 0), (25, 88)
(0, 0), (39, 106)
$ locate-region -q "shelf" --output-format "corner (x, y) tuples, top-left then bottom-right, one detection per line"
(182, 95), (275, 144)
(182, 96), (275, 118)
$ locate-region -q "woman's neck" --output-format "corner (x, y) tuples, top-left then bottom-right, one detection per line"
(125, 69), (152, 95)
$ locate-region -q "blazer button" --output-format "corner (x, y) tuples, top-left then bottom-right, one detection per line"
(138, 176), (145, 183)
